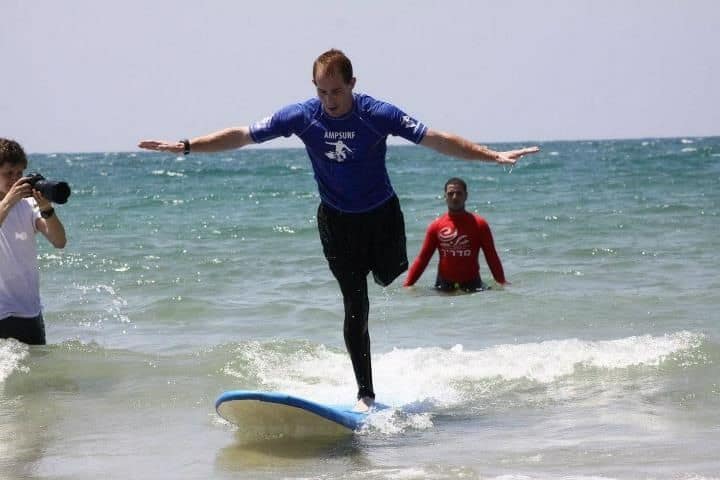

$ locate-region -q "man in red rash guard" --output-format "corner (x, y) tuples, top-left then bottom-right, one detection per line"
(404, 177), (507, 292)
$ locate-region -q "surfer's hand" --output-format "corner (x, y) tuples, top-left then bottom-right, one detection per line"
(495, 146), (540, 165)
(138, 140), (184, 153)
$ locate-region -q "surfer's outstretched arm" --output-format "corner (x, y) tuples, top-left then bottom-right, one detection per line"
(420, 128), (540, 165)
(138, 126), (255, 154)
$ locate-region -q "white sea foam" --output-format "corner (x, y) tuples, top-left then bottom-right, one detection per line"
(231, 332), (702, 402)
(361, 468), (432, 479)
(150, 169), (185, 177)
(225, 332), (702, 433)
(0, 339), (29, 383)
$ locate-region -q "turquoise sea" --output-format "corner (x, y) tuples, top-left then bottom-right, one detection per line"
(1, 137), (719, 479)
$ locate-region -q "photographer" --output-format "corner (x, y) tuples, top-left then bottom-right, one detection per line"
(0, 138), (67, 345)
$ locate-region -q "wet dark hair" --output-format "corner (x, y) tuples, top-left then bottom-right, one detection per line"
(444, 177), (467, 193)
(0, 138), (27, 167)
(313, 49), (354, 84)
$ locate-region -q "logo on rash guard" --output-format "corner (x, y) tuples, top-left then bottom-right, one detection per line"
(324, 131), (355, 140)
(15, 232), (28, 241)
(401, 115), (418, 130)
(324, 140), (353, 162)
(253, 116), (272, 131)
(438, 227), (471, 257)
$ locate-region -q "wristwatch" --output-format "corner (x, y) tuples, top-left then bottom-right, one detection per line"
(180, 139), (191, 155)
(40, 207), (55, 219)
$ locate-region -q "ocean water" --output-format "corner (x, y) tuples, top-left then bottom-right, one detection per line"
(1, 137), (719, 479)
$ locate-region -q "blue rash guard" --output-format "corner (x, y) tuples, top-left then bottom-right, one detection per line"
(249, 93), (428, 213)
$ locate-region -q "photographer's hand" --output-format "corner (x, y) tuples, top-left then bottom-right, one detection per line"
(32, 190), (52, 212)
(5, 177), (32, 204)
(33, 190), (67, 249)
(0, 177), (33, 227)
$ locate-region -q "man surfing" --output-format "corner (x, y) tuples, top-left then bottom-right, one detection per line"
(139, 49), (539, 412)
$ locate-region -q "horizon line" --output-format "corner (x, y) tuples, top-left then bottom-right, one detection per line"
(25, 133), (720, 155)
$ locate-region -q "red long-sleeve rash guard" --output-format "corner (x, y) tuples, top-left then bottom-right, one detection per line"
(404, 211), (506, 286)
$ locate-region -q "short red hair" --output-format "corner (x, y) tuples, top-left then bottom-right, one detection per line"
(313, 49), (354, 84)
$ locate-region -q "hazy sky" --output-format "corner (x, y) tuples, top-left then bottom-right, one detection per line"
(2, 0), (719, 153)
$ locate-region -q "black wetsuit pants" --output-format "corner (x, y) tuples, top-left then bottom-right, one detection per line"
(435, 275), (487, 292)
(0, 314), (46, 345)
(317, 196), (408, 400)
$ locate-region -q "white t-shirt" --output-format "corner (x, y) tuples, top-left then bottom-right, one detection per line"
(0, 198), (42, 318)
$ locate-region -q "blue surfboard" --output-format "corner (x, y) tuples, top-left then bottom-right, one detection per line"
(215, 390), (381, 437)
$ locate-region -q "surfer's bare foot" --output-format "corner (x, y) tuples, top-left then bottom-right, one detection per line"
(354, 396), (374, 412)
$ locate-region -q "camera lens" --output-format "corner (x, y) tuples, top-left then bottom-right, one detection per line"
(35, 179), (71, 204)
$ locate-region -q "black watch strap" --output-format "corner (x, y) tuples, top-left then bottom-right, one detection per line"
(180, 139), (191, 155)
(40, 207), (55, 219)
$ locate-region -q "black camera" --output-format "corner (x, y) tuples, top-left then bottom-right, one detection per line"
(26, 173), (71, 204)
